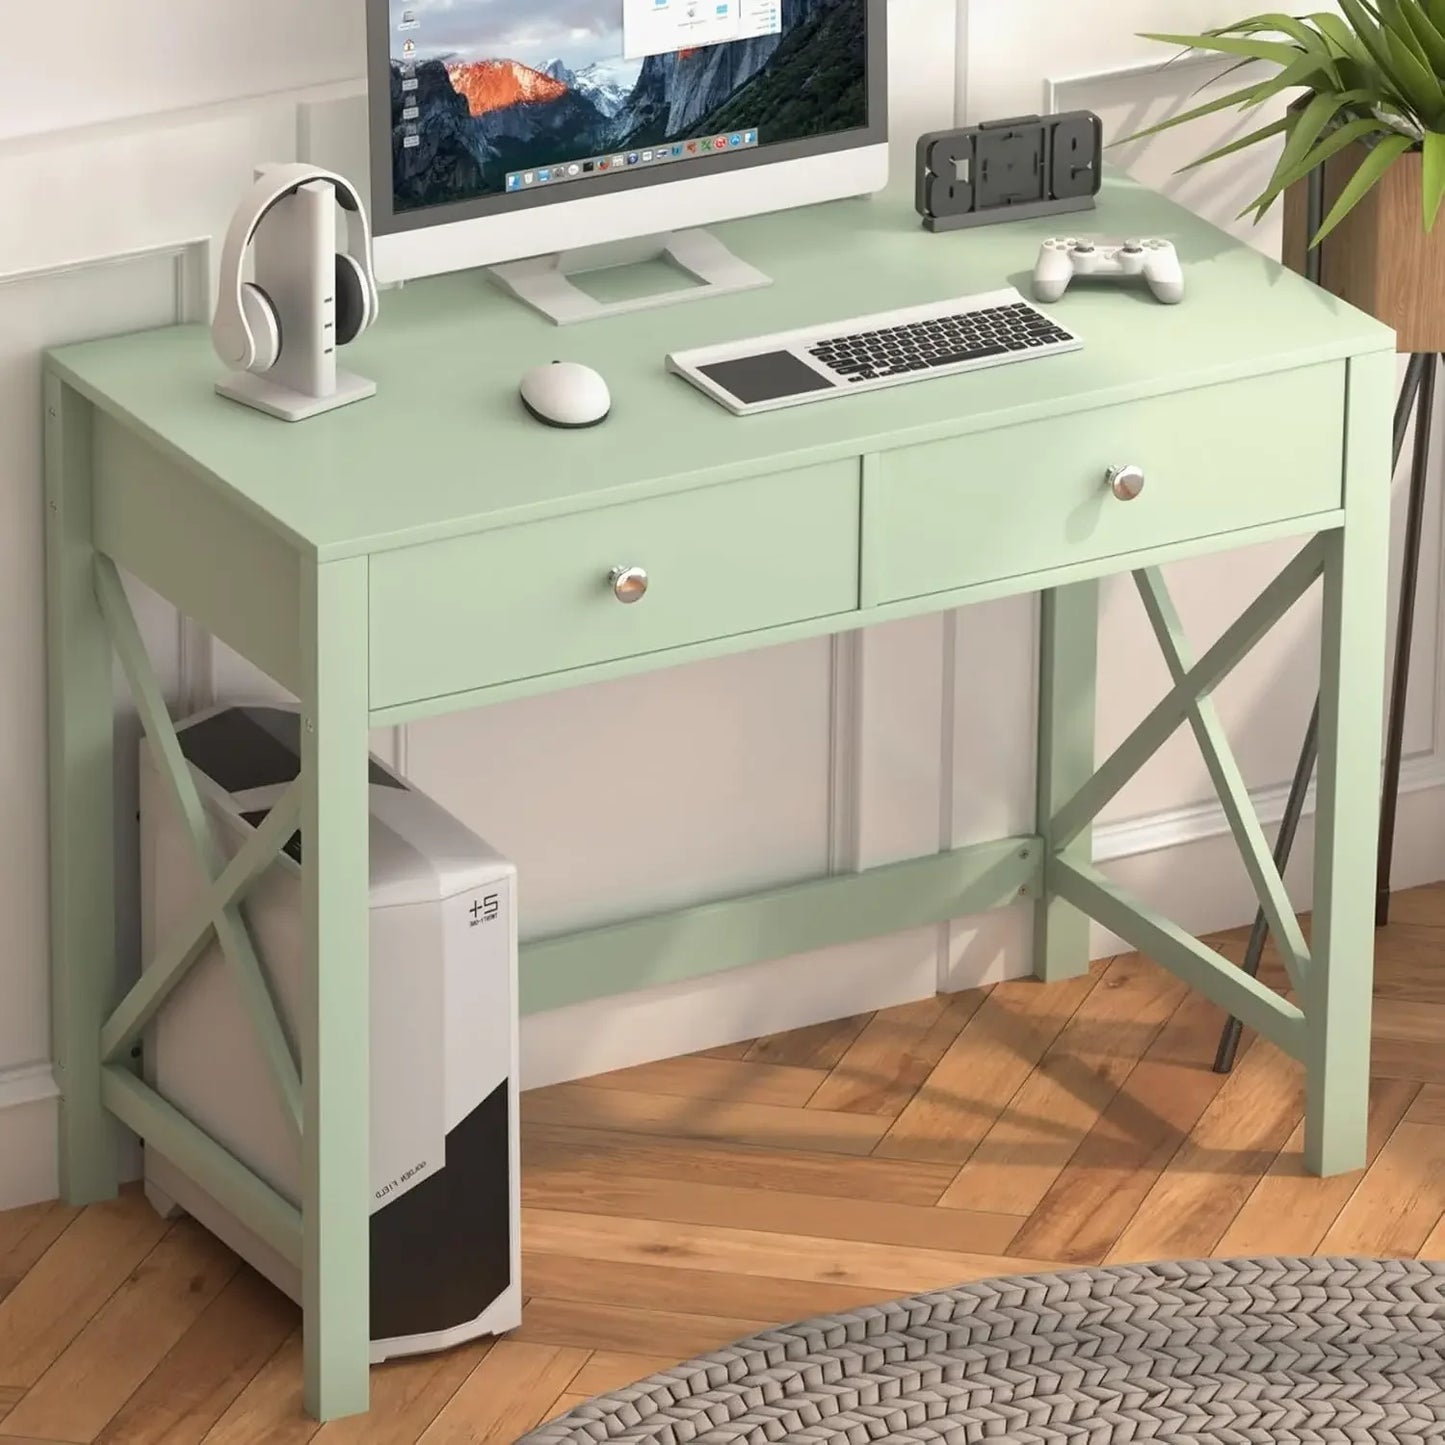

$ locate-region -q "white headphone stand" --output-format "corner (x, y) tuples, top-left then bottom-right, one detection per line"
(217, 180), (377, 422)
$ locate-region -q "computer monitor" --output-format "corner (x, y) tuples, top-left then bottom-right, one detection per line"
(365, 0), (887, 306)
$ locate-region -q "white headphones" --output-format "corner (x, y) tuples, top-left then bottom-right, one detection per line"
(212, 163), (379, 374)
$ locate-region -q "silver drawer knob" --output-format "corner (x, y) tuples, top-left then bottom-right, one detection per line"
(609, 565), (649, 603)
(1105, 464), (1146, 501)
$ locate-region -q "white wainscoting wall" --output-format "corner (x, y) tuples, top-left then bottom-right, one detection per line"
(3, 0), (1442, 1208)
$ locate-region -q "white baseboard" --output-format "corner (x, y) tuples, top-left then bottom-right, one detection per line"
(0, 1065), (59, 1211)
(0, 1064), (143, 1211)
(1093, 750), (1445, 864)
(1087, 751), (1445, 956)
(0, 1061), (58, 1111)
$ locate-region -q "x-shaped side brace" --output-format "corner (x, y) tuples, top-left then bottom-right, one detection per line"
(93, 556), (305, 1146)
(1041, 535), (1327, 1053)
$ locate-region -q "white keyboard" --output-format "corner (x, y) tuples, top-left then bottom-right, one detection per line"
(667, 287), (1082, 416)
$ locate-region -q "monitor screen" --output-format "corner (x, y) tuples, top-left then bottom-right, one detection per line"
(376, 0), (873, 227)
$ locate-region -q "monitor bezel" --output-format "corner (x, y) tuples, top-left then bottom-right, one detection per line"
(365, 0), (888, 240)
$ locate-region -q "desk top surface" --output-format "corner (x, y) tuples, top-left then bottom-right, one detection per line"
(50, 173), (1393, 560)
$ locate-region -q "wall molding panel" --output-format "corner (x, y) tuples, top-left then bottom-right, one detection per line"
(1041, 51), (1226, 117)
(0, 1063), (59, 1113)
(826, 632), (867, 874)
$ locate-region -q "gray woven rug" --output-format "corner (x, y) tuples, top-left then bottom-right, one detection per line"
(518, 1257), (1445, 1443)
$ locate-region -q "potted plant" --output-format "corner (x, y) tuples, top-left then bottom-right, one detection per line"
(1127, 3), (1445, 350)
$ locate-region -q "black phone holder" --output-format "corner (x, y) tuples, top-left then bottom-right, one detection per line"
(916, 111), (1104, 232)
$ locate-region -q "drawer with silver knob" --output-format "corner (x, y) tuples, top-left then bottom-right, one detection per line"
(369, 459), (861, 708)
(865, 363), (1345, 607)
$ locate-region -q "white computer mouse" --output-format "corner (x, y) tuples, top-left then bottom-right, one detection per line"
(518, 360), (611, 429)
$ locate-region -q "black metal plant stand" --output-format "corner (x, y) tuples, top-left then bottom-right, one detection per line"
(1215, 169), (1438, 1074)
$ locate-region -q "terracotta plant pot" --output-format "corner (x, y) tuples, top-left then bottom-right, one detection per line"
(1283, 137), (1445, 354)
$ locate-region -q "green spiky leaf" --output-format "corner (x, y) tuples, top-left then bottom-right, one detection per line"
(1423, 127), (1445, 226)
(1179, 115), (1293, 171)
(1308, 11), (1371, 63)
(1382, 23), (1445, 120)
(1250, 114), (1401, 218)
(1380, 0), (1432, 65)
(1113, 73), (1303, 148)
(1335, 0), (1401, 79)
(1315, 131), (1415, 242)
(1139, 30), (1325, 67)
(1276, 88), (1383, 180)
(1396, 0), (1445, 74)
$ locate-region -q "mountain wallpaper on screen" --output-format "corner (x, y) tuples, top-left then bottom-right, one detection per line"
(391, 0), (866, 213)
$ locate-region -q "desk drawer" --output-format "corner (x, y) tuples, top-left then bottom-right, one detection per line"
(369, 459), (860, 708)
(869, 365), (1345, 605)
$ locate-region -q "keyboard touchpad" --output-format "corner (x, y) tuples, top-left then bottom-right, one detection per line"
(698, 352), (837, 405)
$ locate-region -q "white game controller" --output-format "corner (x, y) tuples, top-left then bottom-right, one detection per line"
(1033, 237), (1184, 305)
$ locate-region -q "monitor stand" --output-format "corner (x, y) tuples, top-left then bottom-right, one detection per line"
(488, 228), (771, 326)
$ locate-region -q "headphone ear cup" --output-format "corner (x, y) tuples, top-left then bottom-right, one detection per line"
(333, 252), (372, 346)
(240, 282), (281, 373)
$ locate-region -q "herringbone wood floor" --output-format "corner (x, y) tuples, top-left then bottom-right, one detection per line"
(2, 891), (1443, 1444)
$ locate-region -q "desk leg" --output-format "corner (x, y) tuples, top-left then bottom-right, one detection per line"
(300, 556), (372, 1420)
(43, 378), (121, 1204)
(1307, 352), (1392, 1177)
(1035, 579), (1098, 984)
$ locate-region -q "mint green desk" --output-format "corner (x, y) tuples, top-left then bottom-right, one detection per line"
(44, 175), (1395, 1420)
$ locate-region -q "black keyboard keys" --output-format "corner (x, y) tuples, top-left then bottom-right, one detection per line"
(807, 303), (1073, 380)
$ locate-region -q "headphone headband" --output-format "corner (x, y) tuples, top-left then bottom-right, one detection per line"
(211, 163), (379, 370)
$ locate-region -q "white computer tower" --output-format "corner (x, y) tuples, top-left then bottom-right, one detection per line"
(139, 704), (521, 1361)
